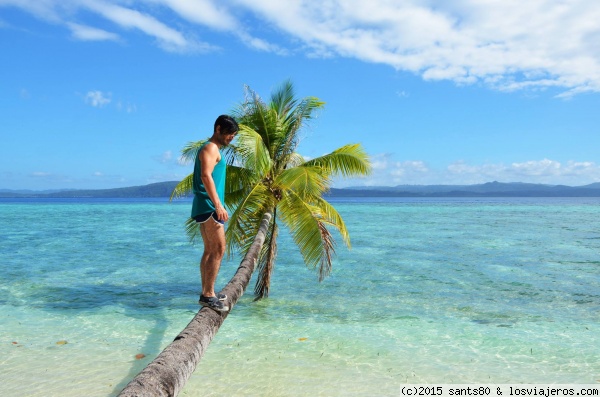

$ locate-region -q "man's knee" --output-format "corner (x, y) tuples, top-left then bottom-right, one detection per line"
(202, 234), (225, 258)
(207, 244), (225, 258)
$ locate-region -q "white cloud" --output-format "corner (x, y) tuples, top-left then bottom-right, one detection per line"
(510, 159), (562, 177)
(67, 22), (119, 41)
(81, 0), (190, 51)
(349, 154), (432, 186)
(236, 0), (600, 96)
(1, 0), (216, 53)
(151, 0), (236, 31)
(85, 90), (111, 107)
(446, 159), (600, 185)
(0, 0), (64, 23)
(338, 156), (600, 187)
(82, 92), (137, 112)
(3, 0), (600, 95)
(236, 31), (288, 55)
(370, 153), (392, 170)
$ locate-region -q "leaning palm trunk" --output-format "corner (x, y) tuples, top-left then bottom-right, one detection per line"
(118, 212), (273, 397)
(254, 215), (278, 299)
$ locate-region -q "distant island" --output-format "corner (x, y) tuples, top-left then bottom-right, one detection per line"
(2, 180), (600, 198)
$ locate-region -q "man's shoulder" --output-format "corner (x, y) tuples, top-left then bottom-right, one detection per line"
(200, 141), (222, 163)
(200, 141), (219, 154)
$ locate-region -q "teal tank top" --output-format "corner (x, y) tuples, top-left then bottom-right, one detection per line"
(191, 142), (226, 218)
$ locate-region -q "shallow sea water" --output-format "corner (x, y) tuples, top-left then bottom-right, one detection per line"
(1, 197), (599, 396)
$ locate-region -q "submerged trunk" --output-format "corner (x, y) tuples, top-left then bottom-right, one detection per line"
(118, 212), (273, 397)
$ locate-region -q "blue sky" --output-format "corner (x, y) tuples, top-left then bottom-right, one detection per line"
(2, 0), (600, 190)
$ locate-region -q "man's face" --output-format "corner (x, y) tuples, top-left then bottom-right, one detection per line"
(216, 126), (237, 146)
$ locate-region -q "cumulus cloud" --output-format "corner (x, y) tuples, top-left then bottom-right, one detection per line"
(444, 159), (600, 185)
(233, 0), (600, 96)
(3, 0), (599, 95)
(338, 156), (600, 187)
(85, 90), (111, 107)
(354, 154), (432, 186)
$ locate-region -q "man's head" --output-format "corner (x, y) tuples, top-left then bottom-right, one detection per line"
(212, 115), (239, 147)
(214, 114), (239, 135)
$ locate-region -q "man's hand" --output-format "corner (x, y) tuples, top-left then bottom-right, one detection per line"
(215, 205), (228, 222)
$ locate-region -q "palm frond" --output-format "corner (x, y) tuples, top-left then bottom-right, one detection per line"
(225, 165), (257, 207)
(302, 143), (371, 178)
(270, 79), (297, 116)
(234, 85), (276, 153)
(235, 124), (273, 176)
(310, 195), (351, 248)
(316, 221), (335, 281)
(225, 182), (273, 257)
(285, 96), (325, 134)
(170, 173), (194, 201)
(275, 165), (329, 199)
(179, 140), (208, 165)
(184, 217), (201, 244)
(285, 152), (306, 169)
(272, 84), (325, 169)
(277, 189), (337, 281)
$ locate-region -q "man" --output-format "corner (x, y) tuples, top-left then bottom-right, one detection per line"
(192, 115), (239, 312)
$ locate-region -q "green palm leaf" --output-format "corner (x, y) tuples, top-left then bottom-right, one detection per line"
(225, 182), (272, 256)
(277, 189), (336, 280)
(275, 165), (329, 198)
(310, 195), (351, 248)
(184, 216), (200, 244)
(170, 174), (193, 201)
(179, 140), (207, 165)
(235, 125), (273, 178)
(303, 143), (371, 177)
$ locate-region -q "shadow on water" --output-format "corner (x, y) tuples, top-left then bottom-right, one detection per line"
(19, 281), (200, 396)
(107, 315), (172, 396)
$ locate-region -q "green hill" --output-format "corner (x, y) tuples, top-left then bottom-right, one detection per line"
(2, 181), (600, 198)
(1, 181), (182, 198)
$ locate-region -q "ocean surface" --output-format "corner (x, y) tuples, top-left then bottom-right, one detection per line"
(1, 197), (599, 396)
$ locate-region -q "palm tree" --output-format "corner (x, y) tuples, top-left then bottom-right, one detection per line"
(119, 82), (370, 396)
(172, 80), (371, 299)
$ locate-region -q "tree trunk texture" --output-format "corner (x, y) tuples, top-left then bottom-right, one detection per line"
(118, 212), (273, 397)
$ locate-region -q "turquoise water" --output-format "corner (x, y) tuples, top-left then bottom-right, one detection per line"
(1, 197), (599, 396)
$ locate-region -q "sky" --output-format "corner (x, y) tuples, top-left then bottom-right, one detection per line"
(1, 0), (600, 191)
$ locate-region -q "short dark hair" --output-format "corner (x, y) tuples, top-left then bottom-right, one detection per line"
(214, 114), (239, 134)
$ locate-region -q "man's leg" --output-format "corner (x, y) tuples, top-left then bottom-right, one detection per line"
(199, 218), (225, 298)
